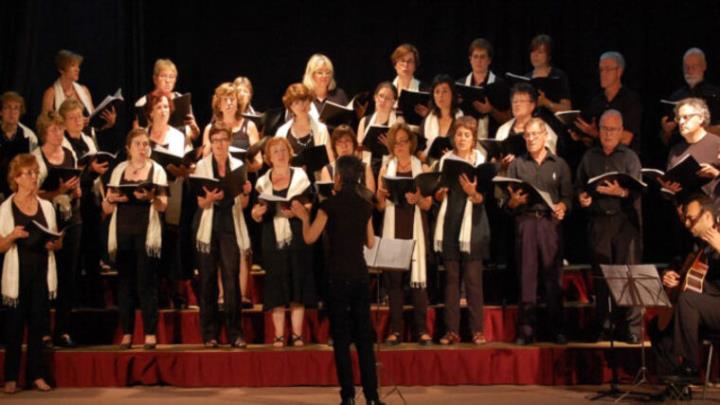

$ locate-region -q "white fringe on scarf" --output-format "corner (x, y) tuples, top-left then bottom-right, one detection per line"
(194, 155), (251, 254)
(107, 160), (167, 259)
(382, 156), (427, 288)
(1, 196), (58, 306)
(256, 168), (311, 249)
(433, 150), (486, 254)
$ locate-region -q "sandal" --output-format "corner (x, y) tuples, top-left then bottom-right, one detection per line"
(472, 332), (486, 345)
(204, 339), (219, 348)
(273, 336), (285, 348)
(418, 333), (432, 346)
(385, 332), (401, 346)
(291, 334), (305, 347)
(439, 331), (460, 345)
(33, 379), (52, 392)
(231, 336), (247, 349)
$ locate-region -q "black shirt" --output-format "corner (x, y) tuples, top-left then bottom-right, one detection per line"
(0, 127), (32, 197)
(507, 150), (573, 214)
(319, 187), (373, 282)
(211, 157), (237, 234)
(575, 145), (642, 216)
(667, 132), (720, 196)
(312, 88), (349, 117)
(525, 67), (572, 102)
(584, 86), (643, 154)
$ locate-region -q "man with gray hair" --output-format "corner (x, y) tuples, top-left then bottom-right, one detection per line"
(660, 48), (720, 146)
(574, 51), (643, 155)
(576, 109), (644, 343)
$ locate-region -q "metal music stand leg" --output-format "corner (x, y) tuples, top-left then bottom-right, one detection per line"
(373, 269), (406, 405)
(614, 307), (650, 403)
(590, 296), (624, 401)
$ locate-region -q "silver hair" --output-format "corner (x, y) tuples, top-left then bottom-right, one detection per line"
(683, 47), (707, 65)
(599, 51), (626, 70)
(600, 109), (624, 126)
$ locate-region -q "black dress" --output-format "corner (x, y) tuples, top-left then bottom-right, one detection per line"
(261, 170), (316, 308)
(4, 202), (50, 382)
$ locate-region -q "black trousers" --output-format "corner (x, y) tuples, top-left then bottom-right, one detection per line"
(54, 222), (82, 337)
(197, 231), (242, 343)
(4, 279), (49, 382)
(384, 271), (428, 337)
(588, 212), (642, 336)
(444, 259), (484, 334)
(515, 214), (563, 337)
(327, 277), (379, 402)
(116, 233), (158, 335)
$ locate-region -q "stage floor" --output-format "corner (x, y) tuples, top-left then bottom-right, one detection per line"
(0, 384), (711, 404)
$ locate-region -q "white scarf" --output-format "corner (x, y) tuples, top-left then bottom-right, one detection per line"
(382, 156), (427, 288)
(275, 116), (329, 147)
(393, 76), (421, 92)
(256, 168), (311, 249)
(150, 126), (190, 225)
(194, 155), (251, 254)
(53, 79), (93, 114)
(464, 71), (496, 141)
(494, 118), (558, 154)
(1, 196), (58, 306)
(107, 160), (167, 259)
(422, 110), (464, 154)
(17, 123), (39, 151)
(32, 146), (78, 221)
(433, 150), (486, 253)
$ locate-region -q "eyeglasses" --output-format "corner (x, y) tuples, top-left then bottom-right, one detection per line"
(599, 126), (622, 133)
(675, 113), (701, 123)
(20, 170), (39, 177)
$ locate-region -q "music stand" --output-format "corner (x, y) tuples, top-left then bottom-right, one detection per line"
(596, 264), (671, 402)
(365, 236), (414, 405)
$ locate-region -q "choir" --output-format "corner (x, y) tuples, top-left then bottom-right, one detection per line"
(2, 37), (720, 398)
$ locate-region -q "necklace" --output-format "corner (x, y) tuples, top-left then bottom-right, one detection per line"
(128, 161), (147, 177)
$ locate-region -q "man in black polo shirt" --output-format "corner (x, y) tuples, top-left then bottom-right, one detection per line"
(574, 51), (643, 156)
(291, 155), (384, 405)
(576, 109), (643, 343)
(661, 48), (720, 147)
(505, 117), (573, 344)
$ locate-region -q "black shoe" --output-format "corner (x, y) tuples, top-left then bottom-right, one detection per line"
(339, 398), (355, 405)
(366, 399), (386, 405)
(594, 329), (611, 342)
(55, 335), (77, 348)
(554, 334), (568, 345)
(664, 362), (701, 385)
(143, 342), (157, 350)
(119, 341), (132, 350)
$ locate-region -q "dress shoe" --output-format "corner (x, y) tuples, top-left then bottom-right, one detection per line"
(339, 398), (355, 405)
(41, 338), (54, 351)
(366, 399), (386, 405)
(554, 334), (568, 345)
(664, 362), (700, 385)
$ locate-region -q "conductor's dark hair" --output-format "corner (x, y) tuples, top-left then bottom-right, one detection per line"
(510, 82), (538, 103)
(335, 155), (363, 188)
(682, 193), (717, 220)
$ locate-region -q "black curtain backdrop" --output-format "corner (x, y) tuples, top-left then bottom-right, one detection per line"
(2, 0), (720, 260)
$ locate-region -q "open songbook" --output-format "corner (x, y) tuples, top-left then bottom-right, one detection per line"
(586, 171), (647, 194)
(361, 125), (390, 156)
(455, 81), (510, 118)
(397, 89), (431, 126)
(89, 88), (123, 129)
(492, 176), (555, 209)
(477, 136), (526, 160)
(440, 155), (497, 194)
(363, 236), (415, 271)
(505, 72), (564, 102)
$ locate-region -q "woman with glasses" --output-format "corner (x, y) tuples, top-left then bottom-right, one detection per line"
(1, 154), (61, 394)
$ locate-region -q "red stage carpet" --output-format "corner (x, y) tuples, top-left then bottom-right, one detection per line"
(0, 342), (644, 388)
